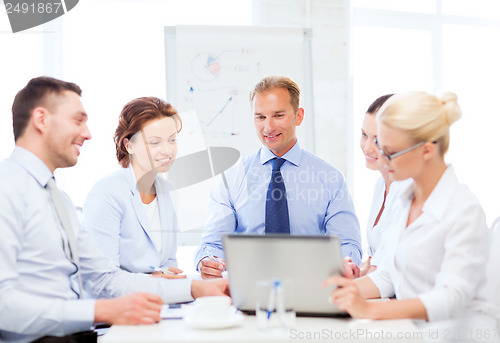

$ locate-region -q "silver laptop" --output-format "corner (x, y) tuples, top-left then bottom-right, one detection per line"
(222, 234), (348, 317)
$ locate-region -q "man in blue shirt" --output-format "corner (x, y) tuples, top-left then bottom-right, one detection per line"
(195, 76), (362, 279)
(0, 76), (229, 343)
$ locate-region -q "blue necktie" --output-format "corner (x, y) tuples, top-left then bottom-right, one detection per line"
(265, 158), (290, 234)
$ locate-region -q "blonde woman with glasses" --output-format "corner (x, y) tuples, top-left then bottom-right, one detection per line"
(324, 91), (496, 341)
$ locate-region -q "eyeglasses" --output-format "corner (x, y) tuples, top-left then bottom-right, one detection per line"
(374, 138), (426, 162)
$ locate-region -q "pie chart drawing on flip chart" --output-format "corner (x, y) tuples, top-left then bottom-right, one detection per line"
(5, 0), (79, 33)
(167, 147), (240, 191)
(164, 26), (313, 158)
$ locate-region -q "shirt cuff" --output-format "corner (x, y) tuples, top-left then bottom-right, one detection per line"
(194, 254), (207, 272)
(161, 278), (194, 304)
(367, 270), (395, 298)
(61, 299), (95, 335)
(418, 292), (447, 322)
(341, 245), (362, 266)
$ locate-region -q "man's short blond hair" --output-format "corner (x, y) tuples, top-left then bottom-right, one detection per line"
(250, 76), (301, 112)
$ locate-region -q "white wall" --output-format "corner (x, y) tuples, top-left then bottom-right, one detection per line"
(254, 0), (352, 180)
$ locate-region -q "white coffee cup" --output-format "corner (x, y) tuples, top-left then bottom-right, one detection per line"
(187, 296), (232, 321)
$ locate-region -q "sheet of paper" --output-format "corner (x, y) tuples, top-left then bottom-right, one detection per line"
(161, 305), (186, 319)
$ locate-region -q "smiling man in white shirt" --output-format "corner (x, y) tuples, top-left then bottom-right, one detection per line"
(0, 76), (229, 343)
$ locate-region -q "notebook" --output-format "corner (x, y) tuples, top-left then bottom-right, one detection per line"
(222, 234), (348, 317)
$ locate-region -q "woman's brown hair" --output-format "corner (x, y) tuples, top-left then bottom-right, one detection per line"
(114, 97), (182, 168)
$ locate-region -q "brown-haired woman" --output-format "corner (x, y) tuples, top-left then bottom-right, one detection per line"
(84, 97), (185, 279)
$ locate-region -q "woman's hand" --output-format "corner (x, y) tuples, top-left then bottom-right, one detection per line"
(359, 256), (373, 276)
(151, 266), (187, 279)
(322, 276), (373, 319)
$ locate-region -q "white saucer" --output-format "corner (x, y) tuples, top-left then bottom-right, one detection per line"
(184, 311), (244, 329)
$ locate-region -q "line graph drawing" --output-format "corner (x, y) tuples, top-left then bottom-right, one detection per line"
(205, 96), (232, 126)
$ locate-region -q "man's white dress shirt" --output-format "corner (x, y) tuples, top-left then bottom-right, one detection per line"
(0, 147), (193, 343)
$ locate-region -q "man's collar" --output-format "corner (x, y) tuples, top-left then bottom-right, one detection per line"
(10, 146), (53, 187)
(259, 140), (302, 167)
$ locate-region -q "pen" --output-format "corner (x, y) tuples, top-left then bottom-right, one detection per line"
(266, 279), (280, 319)
(149, 266), (175, 275)
(207, 253), (226, 271)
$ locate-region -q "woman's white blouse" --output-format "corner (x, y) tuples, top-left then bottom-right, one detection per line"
(144, 197), (162, 253)
(368, 165), (492, 322)
(366, 177), (386, 258)
(366, 177), (411, 266)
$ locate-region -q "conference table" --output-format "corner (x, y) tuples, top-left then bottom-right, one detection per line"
(100, 314), (425, 343)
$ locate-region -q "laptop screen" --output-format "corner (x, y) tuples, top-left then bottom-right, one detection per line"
(223, 234), (347, 317)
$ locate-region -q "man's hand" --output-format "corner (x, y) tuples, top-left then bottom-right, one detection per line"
(94, 292), (163, 325)
(343, 257), (360, 279)
(198, 256), (226, 279)
(191, 278), (230, 299)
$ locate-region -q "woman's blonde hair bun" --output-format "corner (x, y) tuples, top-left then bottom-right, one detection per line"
(438, 91), (462, 126)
